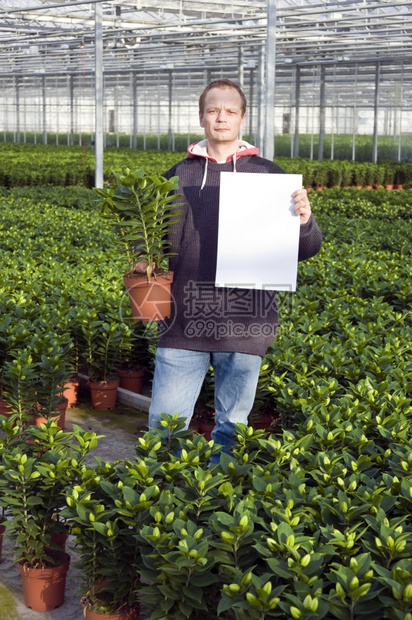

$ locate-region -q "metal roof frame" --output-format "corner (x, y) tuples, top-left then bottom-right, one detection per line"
(1, 0), (412, 179)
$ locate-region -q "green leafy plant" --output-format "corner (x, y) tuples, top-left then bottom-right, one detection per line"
(0, 422), (100, 569)
(80, 315), (129, 383)
(96, 168), (182, 282)
(63, 456), (160, 617)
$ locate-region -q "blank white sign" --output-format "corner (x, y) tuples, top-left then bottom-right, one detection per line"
(215, 172), (302, 291)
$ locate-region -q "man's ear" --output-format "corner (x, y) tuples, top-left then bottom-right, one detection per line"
(199, 113), (204, 128)
(240, 113), (246, 131)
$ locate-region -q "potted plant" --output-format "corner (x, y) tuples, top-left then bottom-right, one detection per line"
(117, 321), (153, 394)
(62, 458), (156, 620)
(0, 421), (100, 611)
(96, 168), (182, 322)
(81, 316), (130, 410)
(340, 161), (354, 188)
(31, 336), (76, 429)
(313, 166), (328, 190)
(363, 162), (375, 189)
(372, 164), (385, 189)
(383, 164), (395, 190)
(248, 362), (279, 432)
(2, 349), (38, 425)
(193, 367), (215, 439)
(353, 162), (367, 189)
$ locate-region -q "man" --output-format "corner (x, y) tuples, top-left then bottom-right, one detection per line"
(148, 78), (322, 459)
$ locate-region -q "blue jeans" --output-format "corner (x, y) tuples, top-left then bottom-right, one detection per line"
(148, 348), (262, 461)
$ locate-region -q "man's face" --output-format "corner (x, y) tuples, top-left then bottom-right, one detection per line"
(199, 87), (246, 148)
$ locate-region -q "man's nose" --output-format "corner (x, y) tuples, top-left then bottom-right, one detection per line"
(216, 110), (227, 121)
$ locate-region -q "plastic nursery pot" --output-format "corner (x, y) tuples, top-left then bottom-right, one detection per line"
(88, 380), (119, 410)
(84, 607), (140, 620)
(61, 377), (80, 408)
(34, 397), (68, 429)
(46, 528), (70, 553)
(123, 272), (174, 322)
(199, 422), (215, 441)
(0, 396), (12, 418)
(17, 551), (70, 612)
(118, 369), (145, 393)
(0, 520), (6, 560)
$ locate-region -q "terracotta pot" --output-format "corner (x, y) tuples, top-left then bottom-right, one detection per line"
(252, 415), (275, 430)
(394, 184), (403, 190)
(34, 398), (68, 429)
(0, 520), (6, 560)
(123, 272), (173, 322)
(17, 551), (70, 611)
(199, 422), (215, 441)
(118, 369), (145, 393)
(89, 380), (119, 410)
(384, 184), (394, 191)
(0, 397), (12, 418)
(84, 608), (139, 620)
(48, 528), (69, 552)
(61, 377), (79, 408)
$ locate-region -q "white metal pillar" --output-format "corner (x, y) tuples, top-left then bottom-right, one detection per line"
(238, 47), (244, 141)
(42, 75), (47, 145)
(95, 2), (104, 188)
(372, 62), (380, 164)
(318, 65), (326, 160)
(256, 45), (265, 154)
(263, 0), (276, 161)
(15, 76), (20, 143)
(293, 65), (301, 158)
(132, 73), (138, 149)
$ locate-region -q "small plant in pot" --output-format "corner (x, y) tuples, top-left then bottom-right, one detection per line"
(117, 321), (154, 394)
(81, 315), (130, 410)
(193, 367), (215, 438)
(62, 456), (160, 619)
(31, 335), (76, 428)
(96, 168), (182, 322)
(0, 422), (100, 611)
(2, 349), (38, 425)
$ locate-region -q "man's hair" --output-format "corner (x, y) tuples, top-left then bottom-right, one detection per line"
(199, 78), (247, 116)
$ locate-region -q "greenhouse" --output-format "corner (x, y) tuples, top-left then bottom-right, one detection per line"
(0, 2), (412, 620)
(1, 0), (412, 170)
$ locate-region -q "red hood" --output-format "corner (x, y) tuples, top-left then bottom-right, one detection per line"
(187, 139), (259, 163)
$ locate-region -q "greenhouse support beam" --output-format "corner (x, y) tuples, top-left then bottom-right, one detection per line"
(238, 47), (244, 141)
(256, 45), (264, 154)
(318, 65), (326, 161)
(132, 72), (137, 150)
(293, 65), (301, 158)
(248, 66), (254, 141)
(372, 62), (380, 164)
(168, 70), (173, 151)
(69, 75), (74, 147)
(15, 76), (20, 143)
(95, 2), (103, 189)
(263, 0), (276, 162)
(42, 75), (47, 145)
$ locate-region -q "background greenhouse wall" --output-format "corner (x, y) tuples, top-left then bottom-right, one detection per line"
(1, 0), (412, 162)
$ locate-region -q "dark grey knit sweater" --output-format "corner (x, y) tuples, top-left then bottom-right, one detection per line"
(158, 150), (322, 357)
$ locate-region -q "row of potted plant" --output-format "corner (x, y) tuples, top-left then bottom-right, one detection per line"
(1, 142), (412, 190)
(1, 408), (412, 619)
(276, 158), (412, 190)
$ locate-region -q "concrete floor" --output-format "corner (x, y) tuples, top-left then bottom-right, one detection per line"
(0, 395), (149, 620)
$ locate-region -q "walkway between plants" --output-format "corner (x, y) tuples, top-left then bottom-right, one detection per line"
(0, 402), (148, 620)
